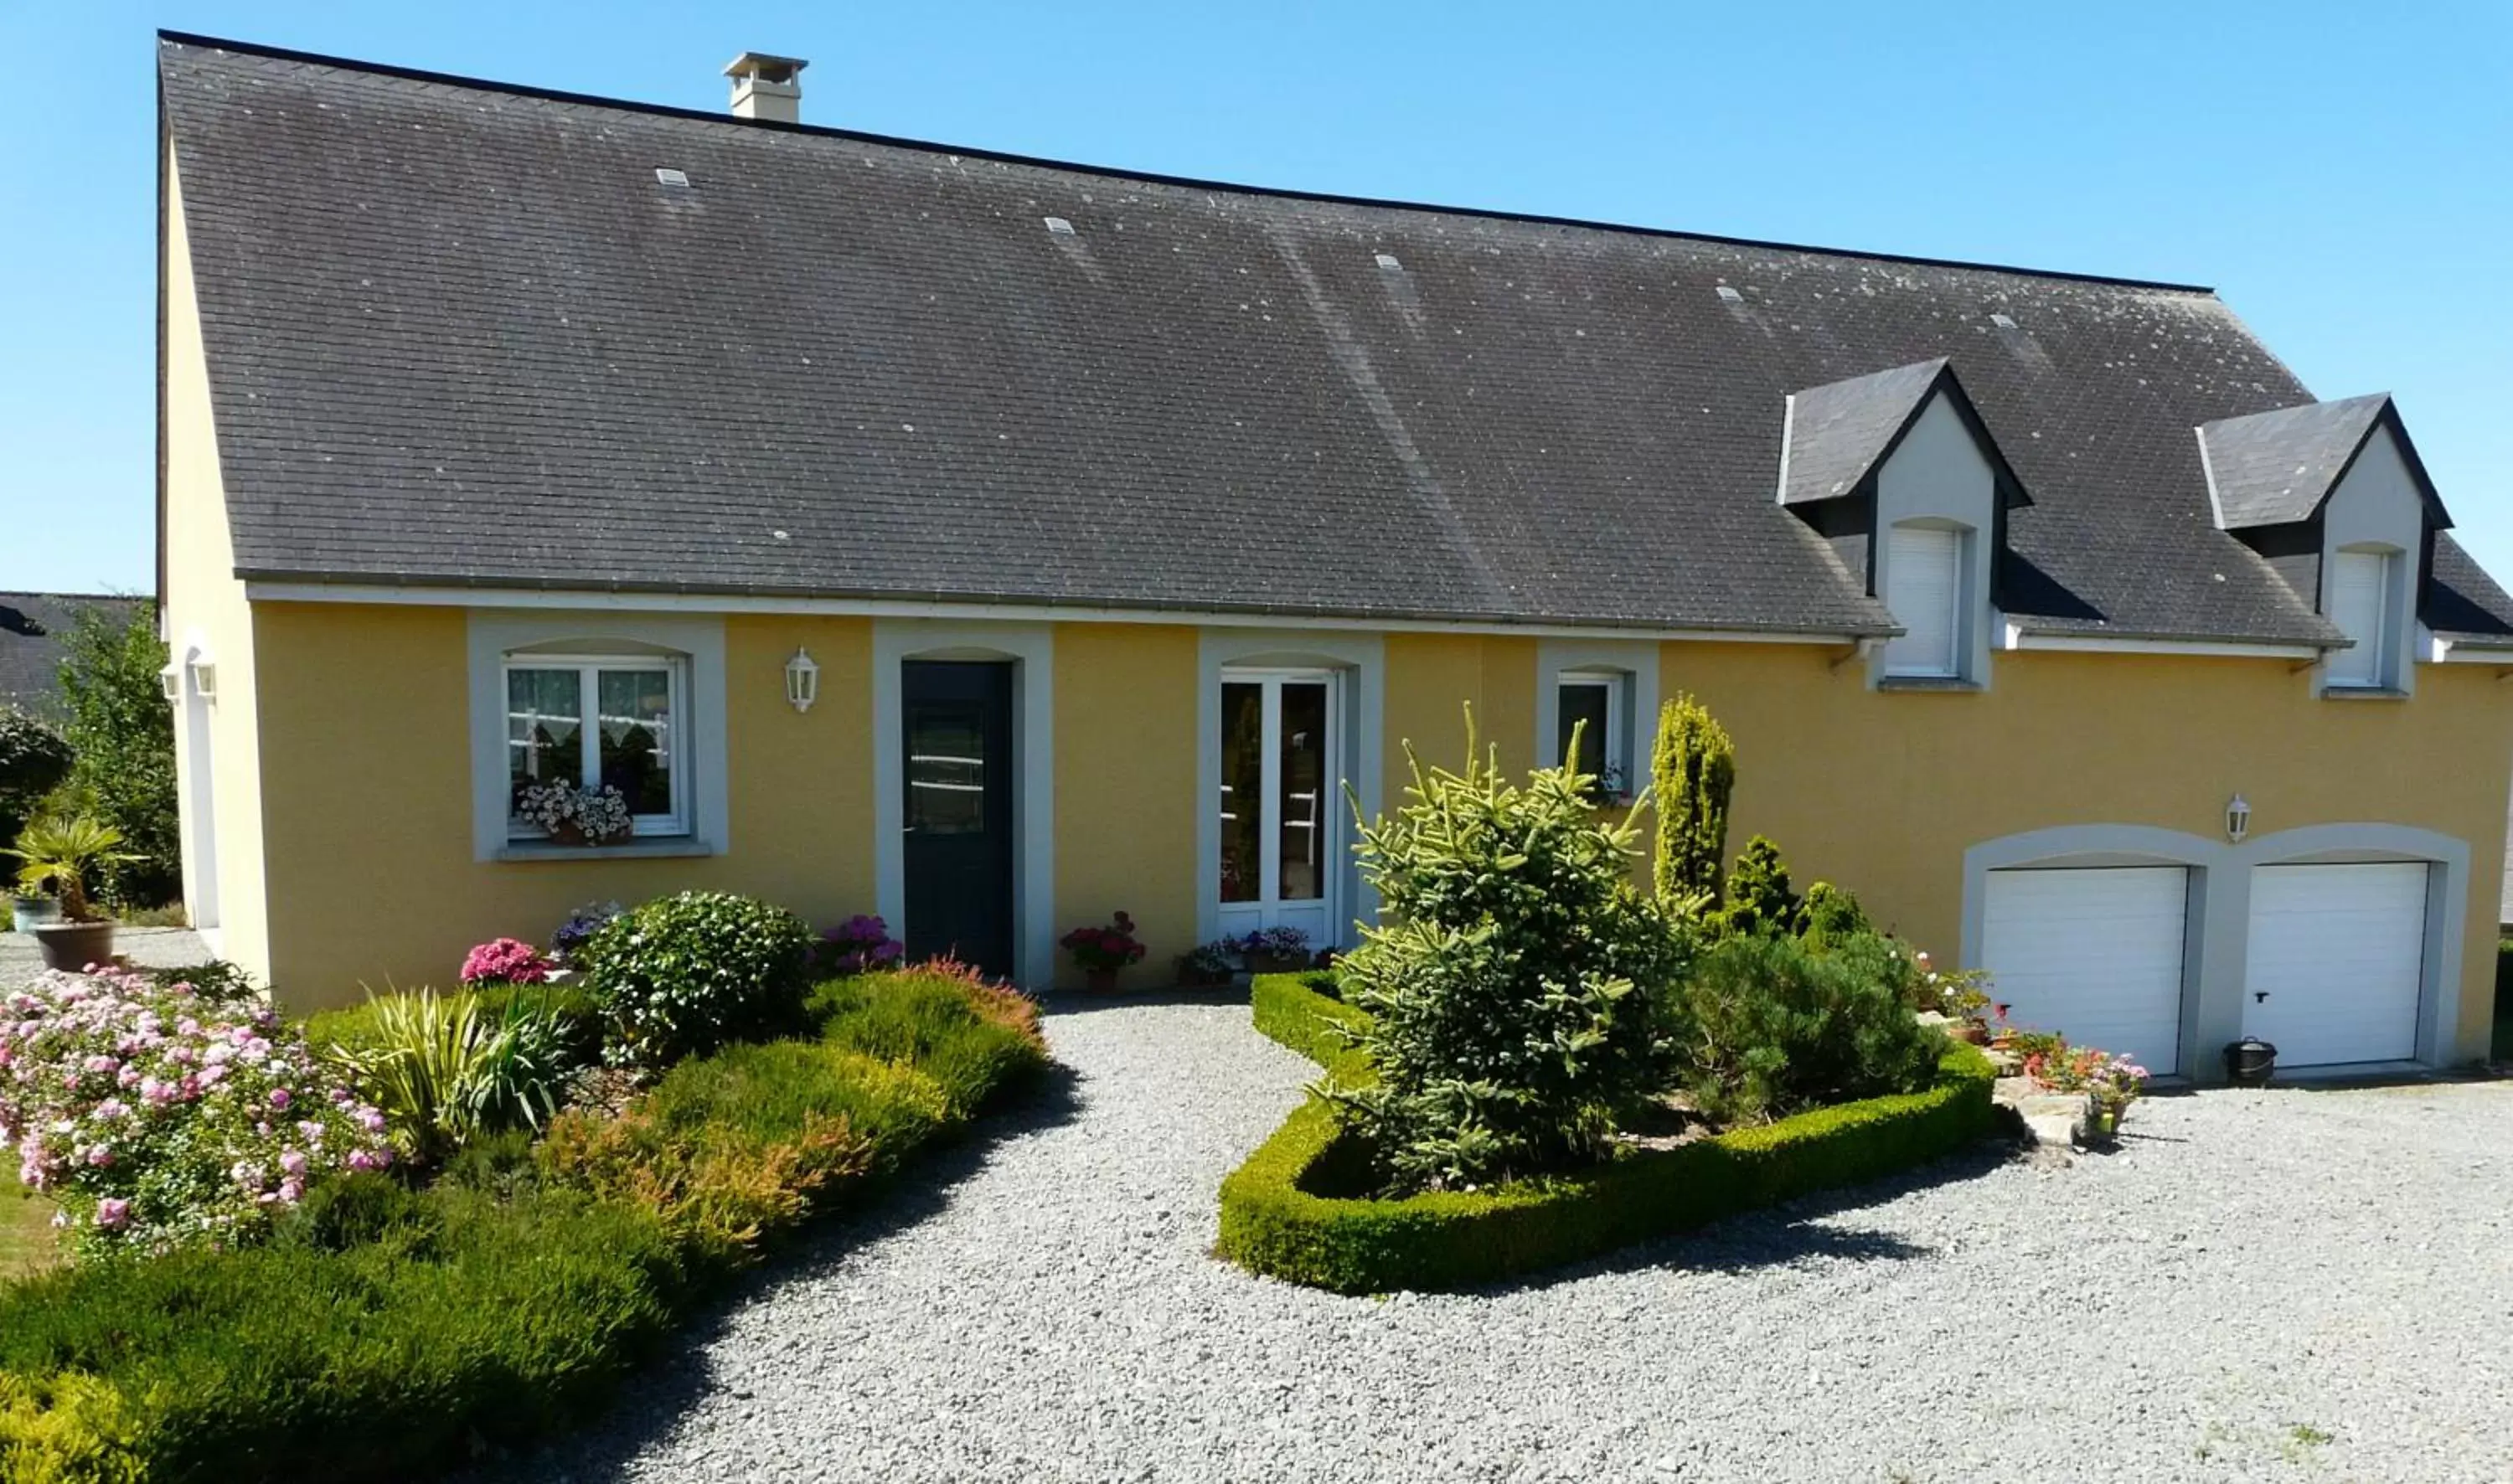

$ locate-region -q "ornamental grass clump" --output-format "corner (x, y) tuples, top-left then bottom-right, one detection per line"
(1327, 715), (1693, 1194)
(0, 965), (392, 1253)
(318, 987), (580, 1167)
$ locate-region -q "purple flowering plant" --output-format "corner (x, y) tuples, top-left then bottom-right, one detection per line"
(550, 900), (625, 966)
(815, 915), (906, 976)
(0, 964), (393, 1254)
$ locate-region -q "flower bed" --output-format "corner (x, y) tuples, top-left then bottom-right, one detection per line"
(1219, 974), (1998, 1295)
(0, 961), (1045, 1480)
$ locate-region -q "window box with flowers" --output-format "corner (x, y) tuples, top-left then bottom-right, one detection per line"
(1236, 925), (1313, 976)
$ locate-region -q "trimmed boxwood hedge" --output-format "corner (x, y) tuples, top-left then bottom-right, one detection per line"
(1219, 973), (1998, 1294)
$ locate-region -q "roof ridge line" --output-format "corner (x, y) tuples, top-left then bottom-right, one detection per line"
(157, 29), (2221, 296)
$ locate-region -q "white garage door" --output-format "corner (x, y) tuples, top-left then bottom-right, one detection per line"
(2243, 863), (2428, 1068)
(1981, 867), (2189, 1074)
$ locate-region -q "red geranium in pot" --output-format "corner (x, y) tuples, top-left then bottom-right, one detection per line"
(1060, 912), (1146, 992)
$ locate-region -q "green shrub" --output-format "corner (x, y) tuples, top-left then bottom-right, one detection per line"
(1218, 989), (1996, 1294)
(0, 708), (73, 858)
(809, 961), (1046, 1118)
(1797, 881), (1872, 947)
(1649, 693), (1734, 909)
(143, 959), (260, 1005)
(581, 891), (814, 1070)
(1677, 930), (1948, 1126)
(1719, 834), (1802, 938)
(318, 987), (578, 1166)
(1329, 719), (1693, 1194)
(55, 602), (179, 909)
(1250, 972), (1372, 1075)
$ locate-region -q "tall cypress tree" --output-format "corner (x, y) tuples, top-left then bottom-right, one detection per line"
(1649, 693), (1735, 910)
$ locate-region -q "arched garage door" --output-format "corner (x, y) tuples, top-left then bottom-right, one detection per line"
(2242, 863), (2428, 1068)
(1980, 866), (2190, 1075)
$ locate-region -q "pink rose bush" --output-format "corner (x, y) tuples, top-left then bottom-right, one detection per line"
(460, 936), (554, 988)
(0, 965), (393, 1253)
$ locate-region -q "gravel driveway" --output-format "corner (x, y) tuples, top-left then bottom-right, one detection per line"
(520, 998), (2513, 1484)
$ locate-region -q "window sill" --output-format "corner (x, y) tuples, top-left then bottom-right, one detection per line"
(494, 837), (716, 863)
(1876, 675), (1982, 693)
(2321, 686), (2409, 703)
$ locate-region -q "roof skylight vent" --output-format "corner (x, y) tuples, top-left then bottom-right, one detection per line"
(1375, 253), (1402, 271)
(654, 167), (691, 188)
(1990, 312), (2019, 330)
(1044, 216), (1076, 235)
(1715, 286), (1745, 304)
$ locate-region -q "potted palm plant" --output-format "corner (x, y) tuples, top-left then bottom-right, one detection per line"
(7, 814), (138, 971)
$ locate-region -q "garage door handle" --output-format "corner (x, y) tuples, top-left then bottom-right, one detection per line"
(2254, 991), (2269, 1003)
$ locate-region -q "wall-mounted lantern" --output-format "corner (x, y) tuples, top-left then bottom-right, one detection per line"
(188, 658), (216, 702)
(784, 647), (820, 713)
(2225, 793), (2251, 843)
(159, 663), (183, 703)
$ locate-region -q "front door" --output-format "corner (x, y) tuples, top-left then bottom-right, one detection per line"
(902, 661), (1014, 978)
(1216, 670), (1339, 950)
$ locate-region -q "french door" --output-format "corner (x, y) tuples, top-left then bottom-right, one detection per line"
(1216, 670), (1340, 948)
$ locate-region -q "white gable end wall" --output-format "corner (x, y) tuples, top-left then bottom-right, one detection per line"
(1871, 393), (1998, 688)
(2319, 425), (2425, 695)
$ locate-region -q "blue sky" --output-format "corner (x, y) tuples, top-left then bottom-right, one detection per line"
(3, 1), (2508, 594)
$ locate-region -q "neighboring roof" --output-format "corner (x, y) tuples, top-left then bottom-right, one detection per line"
(0, 593), (145, 719)
(2198, 394), (2446, 531)
(157, 34), (2513, 644)
(1778, 358), (2029, 510)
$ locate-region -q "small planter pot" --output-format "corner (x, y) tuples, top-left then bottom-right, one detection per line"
(1243, 951), (1309, 976)
(33, 920), (116, 972)
(2222, 1037), (2278, 1087)
(8, 894), (61, 934)
(2083, 1106), (2120, 1143)
(1084, 967), (1123, 994)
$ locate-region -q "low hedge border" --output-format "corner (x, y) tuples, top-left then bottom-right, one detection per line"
(1219, 973), (1998, 1295)
(0, 967), (1046, 1481)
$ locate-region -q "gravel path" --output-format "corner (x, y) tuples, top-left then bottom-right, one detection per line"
(0, 925), (209, 988)
(520, 998), (2513, 1484)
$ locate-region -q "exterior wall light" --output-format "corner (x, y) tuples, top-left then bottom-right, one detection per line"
(2225, 793), (2250, 843)
(159, 664), (183, 703)
(188, 660), (216, 702)
(784, 647), (820, 713)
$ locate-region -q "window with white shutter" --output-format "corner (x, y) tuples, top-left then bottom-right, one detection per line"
(2325, 549), (2392, 688)
(1884, 523), (1963, 678)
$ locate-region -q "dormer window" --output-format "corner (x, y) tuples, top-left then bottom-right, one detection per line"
(2324, 546), (2397, 689)
(1777, 358), (2026, 693)
(1883, 522), (1966, 678)
(2197, 394), (2446, 701)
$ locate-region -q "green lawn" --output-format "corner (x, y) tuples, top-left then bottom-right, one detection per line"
(1, 1169), (60, 1279)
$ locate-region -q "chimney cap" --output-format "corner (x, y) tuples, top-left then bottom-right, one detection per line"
(724, 52), (808, 85)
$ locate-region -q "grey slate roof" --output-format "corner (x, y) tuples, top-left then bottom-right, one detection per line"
(157, 35), (2513, 645)
(2199, 394), (2408, 529)
(1778, 361), (1949, 508)
(0, 594), (146, 720)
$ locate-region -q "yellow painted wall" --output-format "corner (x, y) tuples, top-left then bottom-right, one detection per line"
(1655, 643), (2513, 1061)
(1052, 624), (1198, 987)
(1381, 633), (1540, 786)
(249, 605), (875, 1009)
(161, 155), (273, 980)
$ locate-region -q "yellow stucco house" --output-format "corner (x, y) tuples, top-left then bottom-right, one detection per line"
(157, 34), (2513, 1080)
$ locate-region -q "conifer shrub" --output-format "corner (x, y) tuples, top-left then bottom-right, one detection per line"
(1327, 718), (1692, 1194)
(1649, 693), (1735, 909)
(1677, 929), (1947, 1126)
(1720, 834), (1803, 938)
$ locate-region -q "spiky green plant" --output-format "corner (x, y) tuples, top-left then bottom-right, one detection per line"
(5, 814), (139, 921)
(1649, 693), (1735, 911)
(323, 988), (572, 1166)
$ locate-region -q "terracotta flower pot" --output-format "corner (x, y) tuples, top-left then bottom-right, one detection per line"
(34, 920), (116, 972)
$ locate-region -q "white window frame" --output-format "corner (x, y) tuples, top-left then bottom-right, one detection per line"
(1882, 520), (1967, 680)
(2323, 545), (2396, 691)
(1554, 670), (1631, 798)
(502, 653), (692, 839)
(1215, 666), (1344, 946)
(467, 612), (730, 863)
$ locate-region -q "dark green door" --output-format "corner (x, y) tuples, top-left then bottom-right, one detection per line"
(901, 661), (1014, 978)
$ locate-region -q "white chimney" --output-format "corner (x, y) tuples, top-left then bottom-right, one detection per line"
(724, 52), (808, 123)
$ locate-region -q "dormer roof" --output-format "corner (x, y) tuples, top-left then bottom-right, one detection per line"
(2198, 394), (2449, 532)
(1778, 358), (2031, 510)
